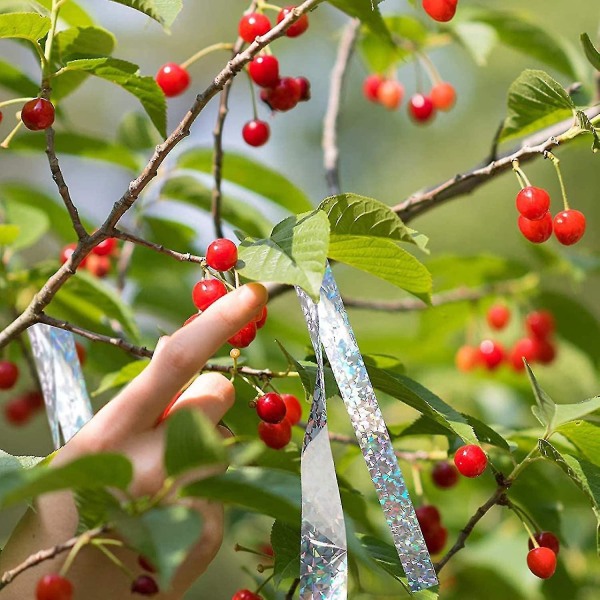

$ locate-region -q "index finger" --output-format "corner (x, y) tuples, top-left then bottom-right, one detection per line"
(90, 283), (268, 439)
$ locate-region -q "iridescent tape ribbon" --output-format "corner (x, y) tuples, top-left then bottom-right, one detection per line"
(27, 324), (93, 449)
(297, 265), (438, 595)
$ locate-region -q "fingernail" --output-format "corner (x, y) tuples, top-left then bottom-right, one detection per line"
(242, 282), (269, 306)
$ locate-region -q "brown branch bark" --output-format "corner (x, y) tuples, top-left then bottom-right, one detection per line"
(285, 577), (300, 599)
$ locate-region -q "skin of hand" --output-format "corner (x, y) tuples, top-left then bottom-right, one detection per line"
(0, 283), (268, 600)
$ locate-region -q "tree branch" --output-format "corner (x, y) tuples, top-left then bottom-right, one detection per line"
(322, 18), (360, 195)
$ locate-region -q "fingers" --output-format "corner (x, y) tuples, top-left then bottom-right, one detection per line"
(87, 283), (267, 442)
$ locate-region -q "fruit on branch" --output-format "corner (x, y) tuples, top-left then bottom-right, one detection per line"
(242, 119), (270, 147)
(92, 237), (117, 256)
(281, 393), (302, 425)
(86, 254), (111, 278)
(232, 590), (263, 600)
(517, 212), (553, 243)
(509, 338), (539, 371)
(416, 505), (447, 553)
(239, 13), (272, 43)
(258, 418), (292, 449)
(192, 279), (228, 311)
(525, 310), (555, 340)
(228, 321), (258, 348)
(249, 55), (280, 88)
(263, 76), (301, 111)
(21, 98), (55, 131)
(478, 339), (504, 370)
(256, 392), (287, 424)
(377, 80), (404, 110)
(35, 573), (73, 600)
(131, 575), (159, 596)
(454, 444), (487, 477)
(156, 63), (190, 97)
(277, 6), (309, 38)
(206, 238), (239, 271)
(431, 461), (459, 489)
(363, 74), (384, 103)
(4, 395), (33, 425)
(254, 306), (268, 329)
(455, 345), (480, 372)
(486, 304), (511, 330)
(527, 547), (557, 579)
(138, 555), (157, 572)
(60, 243), (88, 267)
(295, 76), (311, 101)
(422, 0), (458, 22)
(535, 338), (556, 364)
(75, 342), (87, 365)
(408, 93), (435, 123)
(430, 82), (456, 111)
(23, 390), (44, 410)
(516, 186), (550, 221)
(0, 360), (19, 389)
(528, 531), (560, 555)
(0, 110), (3, 124)
(553, 209), (586, 245)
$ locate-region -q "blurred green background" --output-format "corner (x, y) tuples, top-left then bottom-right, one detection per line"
(1, 0), (599, 598)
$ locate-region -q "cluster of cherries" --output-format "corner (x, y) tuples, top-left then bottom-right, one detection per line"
(254, 391), (302, 450)
(422, 0), (459, 22)
(516, 185), (586, 246)
(364, 75), (456, 124)
(155, 5), (310, 149)
(59, 237), (119, 278)
(456, 306), (558, 373)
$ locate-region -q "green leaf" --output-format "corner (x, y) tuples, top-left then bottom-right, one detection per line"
(581, 33), (600, 72)
(115, 506), (202, 588)
(525, 361), (556, 430)
(0, 450), (44, 477)
(501, 70), (575, 142)
(165, 409), (226, 477)
(0, 224), (20, 245)
(34, 0), (94, 27)
(93, 359), (150, 397)
(161, 176), (272, 238)
(108, 0), (183, 29)
(0, 12), (50, 43)
(55, 26), (116, 62)
(328, 0), (392, 43)
(0, 58), (39, 96)
(237, 211), (330, 302)
(557, 421), (600, 468)
(182, 467), (301, 524)
(318, 193), (428, 252)
(143, 215), (196, 249)
(117, 112), (162, 151)
(177, 149), (313, 214)
(4, 200), (49, 251)
(450, 21), (498, 67)
(465, 414), (511, 451)
(11, 132), (139, 171)
(0, 453), (133, 507)
(75, 487), (122, 530)
(59, 57), (166, 136)
(327, 235), (432, 302)
(575, 110), (600, 153)
(271, 520), (300, 584)
(553, 397), (600, 430)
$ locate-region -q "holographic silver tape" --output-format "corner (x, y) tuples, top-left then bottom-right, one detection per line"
(297, 265), (438, 594)
(27, 324), (93, 449)
(296, 289), (348, 599)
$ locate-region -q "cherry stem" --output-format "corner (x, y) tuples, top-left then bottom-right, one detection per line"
(180, 42), (234, 70)
(511, 159), (531, 188)
(255, 572), (275, 593)
(506, 500), (541, 535)
(0, 97), (34, 109)
(545, 151), (570, 210)
(414, 59), (424, 95)
(92, 542), (136, 579)
(258, 2), (281, 12)
(59, 529), (96, 577)
(0, 120), (23, 149)
(240, 374), (264, 395)
(234, 544), (273, 558)
(410, 463), (425, 502)
(417, 51), (442, 87)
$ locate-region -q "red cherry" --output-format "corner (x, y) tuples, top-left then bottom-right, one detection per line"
(425, 525), (448, 554)
(242, 120), (270, 147)
(295, 76), (311, 101)
(23, 390), (44, 410)
(264, 77), (301, 111)
(528, 531), (560, 555)
(509, 338), (539, 371)
(377, 80), (404, 110)
(254, 306), (268, 329)
(430, 82), (456, 111)
(525, 310), (555, 340)
(0, 360), (19, 389)
(206, 238), (238, 271)
(86, 254), (111, 278)
(408, 93), (435, 123)
(60, 243), (89, 268)
(415, 505), (442, 537)
(36, 573), (74, 600)
(232, 590), (263, 600)
(527, 547), (557, 579)
(156, 63), (190, 97)
(454, 445), (487, 478)
(281, 393), (302, 425)
(248, 55), (280, 88)
(192, 279), (227, 311)
(228, 322), (257, 348)
(518, 212), (553, 243)
(75, 342), (87, 365)
(431, 462), (459, 489)
(260, 543), (274, 557)
(92, 237), (117, 256)
(277, 6), (309, 37)
(0, 110), (3, 124)
(363, 74), (384, 102)
(239, 12), (272, 43)
(553, 209), (586, 246)
(535, 339), (557, 364)
(478, 339), (504, 370)
(422, 0), (458, 22)
(21, 98), (55, 131)
(516, 187), (550, 221)
(138, 555), (157, 573)
(486, 304), (511, 330)
(131, 574), (159, 596)
(256, 392), (287, 423)
(4, 396), (33, 425)
(258, 419), (292, 449)
(455, 345), (480, 372)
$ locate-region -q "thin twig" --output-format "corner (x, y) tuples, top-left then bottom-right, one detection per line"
(285, 577), (300, 599)
(322, 18), (360, 195)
